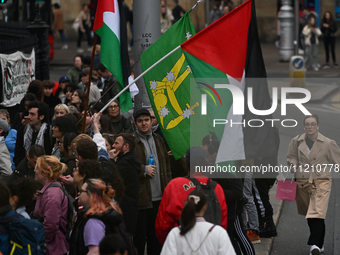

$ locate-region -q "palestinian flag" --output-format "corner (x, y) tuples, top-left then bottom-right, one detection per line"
(181, 0), (278, 162)
(93, 0), (133, 112)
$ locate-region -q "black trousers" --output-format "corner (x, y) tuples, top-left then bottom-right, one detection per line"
(77, 23), (92, 47)
(324, 36), (336, 63)
(133, 200), (162, 255)
(254, 178), (276, 223)
(307, 218), (325, 248)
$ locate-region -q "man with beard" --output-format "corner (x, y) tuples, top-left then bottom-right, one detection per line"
(109, 133), (141, 237)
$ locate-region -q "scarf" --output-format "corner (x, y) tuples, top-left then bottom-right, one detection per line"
(24, 123), (48, 153)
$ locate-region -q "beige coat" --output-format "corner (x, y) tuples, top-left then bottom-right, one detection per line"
(287, 133), (340, 219)
(53, 9), (65, 31)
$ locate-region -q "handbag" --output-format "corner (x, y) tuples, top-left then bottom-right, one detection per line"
(275, 173), (297, 202)
(72, 17), (80, 31)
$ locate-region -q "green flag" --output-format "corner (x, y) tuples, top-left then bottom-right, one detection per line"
(140, 11), (207, 159)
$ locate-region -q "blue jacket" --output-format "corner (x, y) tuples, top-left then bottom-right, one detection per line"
(5, 127), (17, 171)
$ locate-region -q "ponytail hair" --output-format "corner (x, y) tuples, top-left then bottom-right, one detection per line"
(180, 189), (207, 235)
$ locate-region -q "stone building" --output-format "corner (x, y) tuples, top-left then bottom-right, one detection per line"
(55, 0), (338, 42)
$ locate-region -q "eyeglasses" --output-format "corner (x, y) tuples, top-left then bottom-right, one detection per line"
(304, 123), (317, 128)
(108, 105), (119, 109)
(79, 189), (88, 195)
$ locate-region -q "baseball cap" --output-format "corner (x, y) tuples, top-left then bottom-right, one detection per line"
(59, 76), (71, 84)
(134, 108), (151, 120)
(0, 118), (9, 132)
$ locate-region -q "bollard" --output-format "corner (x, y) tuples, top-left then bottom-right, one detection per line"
(289, 55), (305, 87)
(278, 0), (294, 62)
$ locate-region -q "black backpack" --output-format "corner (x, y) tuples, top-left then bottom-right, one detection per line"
(187, 177), (222, 225)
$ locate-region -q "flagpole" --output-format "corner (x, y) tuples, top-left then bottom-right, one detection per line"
(82, 33), (98, 133)
(100, 45), (182, 113)
(98, 0), (202, 114)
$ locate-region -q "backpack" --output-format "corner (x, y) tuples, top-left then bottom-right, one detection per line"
(106, 224), (137, 255)
(46, 184), (76, 241)
(187, 177), (222, 225)
(8, 217), (45, 255)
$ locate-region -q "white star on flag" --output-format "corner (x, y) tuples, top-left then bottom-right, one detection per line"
(150, 80), (158, 90)
(185, 31), (192, 39)
(186, 65), (192, 73)
(166, 71), (175, 82)
(181, 108), (194, 119)
(159, 106), (170, 117)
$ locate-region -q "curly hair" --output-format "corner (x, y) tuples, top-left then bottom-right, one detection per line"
(36, 155), (67, 180)
(7, 177), (39, 209)
(78, 159), (102, 183)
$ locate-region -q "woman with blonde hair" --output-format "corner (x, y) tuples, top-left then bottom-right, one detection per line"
(69, 178), (123, 255)
(33, 155), (69, 255)
(53, 103), (70, 120)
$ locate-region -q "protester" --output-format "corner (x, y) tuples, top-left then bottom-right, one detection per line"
(33, 155), (69, 255)
(53, 103), (70, 120)
(76, 4), (92, 53)
(12, 92), (37, 130)
(107, 100), (134, 134)
(103, 134), (115, 152)
(65, 83), (80, 106)
(110, 133), (141, 237)
(7, 177), (38, 219)
(160, 189), (236, 255)
(59, 132), (78, 176)
(52, 116), (79, 159)
(287, 114), (340, 255)
(14, 101), (52, 167)
(26, 80), (44, 102)
(53, 3), (68, 50)
(55, 76), (71, 103)
(0, 119), (12, 181)
(133, 108), (172, 255)
(96, 63), (118, 104)
(303, 16), (322, 71)
(0, 181), (23, 255)
(155, 146), (228, 244)
(70, 89), (86, 112)
(80, 67), (101, 104)
(0, 109), (17, 171)
(67, 55), (83, 84)
(43, 80), (62, 121)
(321, 11), (338, 68)
(69, 178), (123, 255)
(10, 145), (46, 182)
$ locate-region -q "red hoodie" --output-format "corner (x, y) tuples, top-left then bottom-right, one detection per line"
(155, 174), (228, 244)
